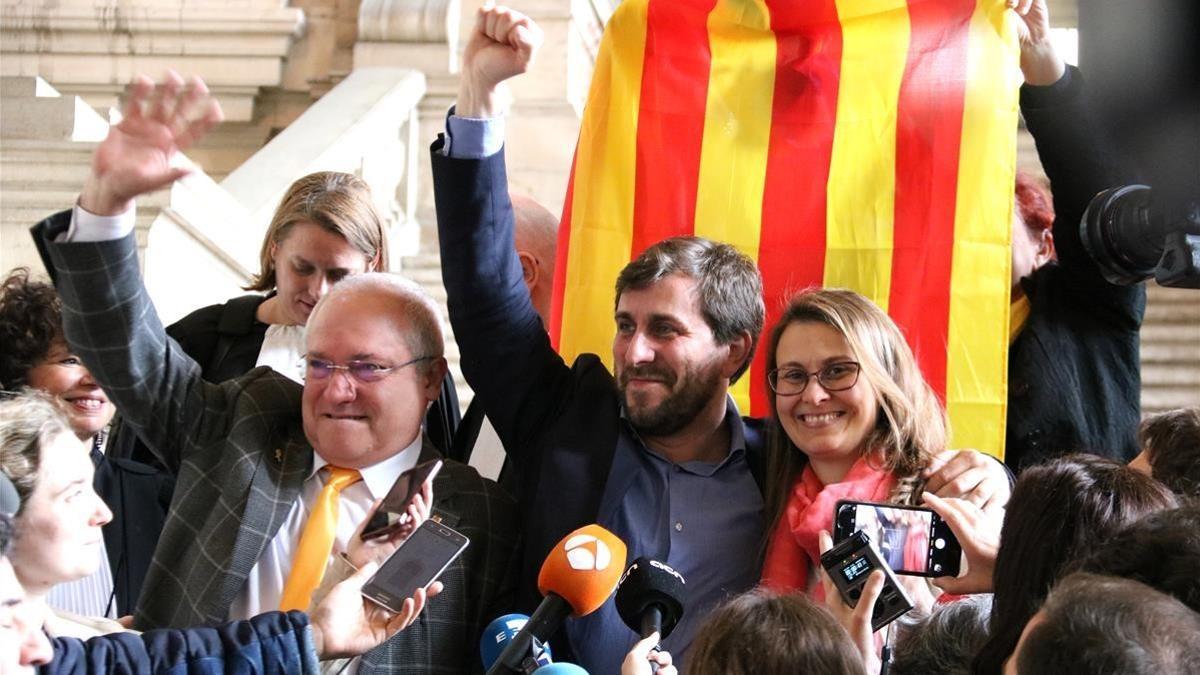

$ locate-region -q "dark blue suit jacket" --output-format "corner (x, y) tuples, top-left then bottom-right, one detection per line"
(431, 141), (767, 657)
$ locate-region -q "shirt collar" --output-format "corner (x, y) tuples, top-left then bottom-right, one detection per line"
(309, 434), (424, 500)
(620, 394), (748, 470)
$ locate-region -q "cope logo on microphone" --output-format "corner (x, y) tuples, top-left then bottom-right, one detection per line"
(563, 533), (613, 571)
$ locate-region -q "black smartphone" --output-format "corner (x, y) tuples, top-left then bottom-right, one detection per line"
(819, 530), (914, 631)
(361, 459), (443, 541)
(833, 499), (962, 577)
(361, 519), (469, 613)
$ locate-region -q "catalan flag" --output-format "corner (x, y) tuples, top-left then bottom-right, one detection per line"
(550, 0), (1022, 457)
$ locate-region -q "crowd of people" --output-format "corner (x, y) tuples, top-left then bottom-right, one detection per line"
(1, 0), (1198, 673)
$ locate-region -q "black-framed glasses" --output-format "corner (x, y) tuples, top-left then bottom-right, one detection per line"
(767, 361), (861, 396)
(299, 355), (435, 384)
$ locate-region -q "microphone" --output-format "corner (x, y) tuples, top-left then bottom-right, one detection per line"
(486, 524), (628, 675)
(480, 614), (553, 673)
(614, 557), (686, 640)
(531, 664), (588, 674)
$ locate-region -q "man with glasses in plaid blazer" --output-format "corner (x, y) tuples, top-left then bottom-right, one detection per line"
(33, 73), (519, 674)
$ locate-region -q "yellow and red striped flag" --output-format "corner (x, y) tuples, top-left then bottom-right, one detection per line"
(550, 0), (1021, 457)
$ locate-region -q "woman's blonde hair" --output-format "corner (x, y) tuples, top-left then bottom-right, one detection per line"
(0, 390), (74, 514)
(762, 288), (948, 541)
(246, 172), (389, 291)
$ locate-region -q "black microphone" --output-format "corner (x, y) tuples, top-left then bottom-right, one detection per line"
(614, 557), (686, 640)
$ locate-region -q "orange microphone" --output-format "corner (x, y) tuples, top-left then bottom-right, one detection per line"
(487, 525), (628, 675)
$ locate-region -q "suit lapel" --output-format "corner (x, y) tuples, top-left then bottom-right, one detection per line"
(211, 432), (313, 619)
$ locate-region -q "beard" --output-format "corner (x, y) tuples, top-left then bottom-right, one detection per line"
(619, 358), (726, 438)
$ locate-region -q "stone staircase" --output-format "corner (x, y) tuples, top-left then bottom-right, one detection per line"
(0, 77), (168, 277)
(1142, 284), (1200, 413)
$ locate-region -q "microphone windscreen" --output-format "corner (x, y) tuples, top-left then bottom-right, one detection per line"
(531, 664), (589, 674)
(480, 613), (534, 669)
(537, 524), (628, 616)
(615, 557), (686, 639)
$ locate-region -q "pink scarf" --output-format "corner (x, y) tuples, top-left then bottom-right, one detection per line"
(761, 456), (895, 599)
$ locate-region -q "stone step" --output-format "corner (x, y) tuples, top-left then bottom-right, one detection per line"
(0, 138), (99, 161)
(1142, 386), (1200, 412)
(1140, 322), (1200, 344)
(1144, 301), (1200, 323)
(1140, 340), (1200, 364)
(0, 76), (56, 98)
(1142, 363), (1200, 387)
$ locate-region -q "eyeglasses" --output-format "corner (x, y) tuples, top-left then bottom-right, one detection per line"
(300, 355), (435, 384)
(767, 361), (861, 396)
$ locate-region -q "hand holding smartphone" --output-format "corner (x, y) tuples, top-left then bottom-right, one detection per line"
(362, 459), (443, 541)
(361, 519), (469, 614)
(832, 499), (962, 577)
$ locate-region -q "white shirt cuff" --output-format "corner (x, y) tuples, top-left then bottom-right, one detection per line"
(67, 202), (136, 242)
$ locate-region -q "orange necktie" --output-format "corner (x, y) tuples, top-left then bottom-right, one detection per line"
(280, 466), (362, 611)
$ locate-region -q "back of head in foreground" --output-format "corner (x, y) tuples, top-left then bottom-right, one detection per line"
(684, 589), (865, 675)
(1015, 573), (1200, 675)
(1138, 407), (1200, 498)
(891, 594), (993, 675)
(974, 454), (1177, 674)
(1075, 505), (1200, 613)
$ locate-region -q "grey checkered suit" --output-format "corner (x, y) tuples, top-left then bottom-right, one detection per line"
(40, 214), (520, 673)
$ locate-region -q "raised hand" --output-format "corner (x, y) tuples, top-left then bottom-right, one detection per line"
(79, 72), (223, 216)
(1009, 0), (1065, 86)
(309, 560), (443, 659)
(457, 5), (544, 119)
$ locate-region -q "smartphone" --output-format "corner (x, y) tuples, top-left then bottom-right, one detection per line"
(361, 459), (443, 541)
(819, 530), (914, 631)
(361, 519), (469, 613)
(833, 499), (962, 577)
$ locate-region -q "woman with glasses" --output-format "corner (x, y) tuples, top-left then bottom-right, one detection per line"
(758, 288), (947, 597)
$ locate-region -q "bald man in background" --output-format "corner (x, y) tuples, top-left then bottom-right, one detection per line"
(449, 193), (558, 486)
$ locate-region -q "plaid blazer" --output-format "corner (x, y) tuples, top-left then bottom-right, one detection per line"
(39, 213), (520, 673)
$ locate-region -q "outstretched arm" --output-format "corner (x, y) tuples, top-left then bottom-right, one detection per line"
(433, 7), (576, 459)
(1014, 0), (1137, 298)
(40, 74), (229, 474)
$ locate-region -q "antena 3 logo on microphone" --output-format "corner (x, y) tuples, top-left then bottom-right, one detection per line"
(563, 533), (612, 571)
(538, 524), (628, 617)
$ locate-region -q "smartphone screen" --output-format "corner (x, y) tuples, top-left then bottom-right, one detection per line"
(361, 459), (443, 540)
(834, 501), (961, 577)
(362, 520), (469, 613)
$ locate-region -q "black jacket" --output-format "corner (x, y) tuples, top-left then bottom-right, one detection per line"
(1006, 66), (1145, 471)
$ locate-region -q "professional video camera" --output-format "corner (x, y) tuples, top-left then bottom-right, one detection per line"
(1080, 185), (1200, 288)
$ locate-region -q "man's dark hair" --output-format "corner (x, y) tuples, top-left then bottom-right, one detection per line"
(0, 268), (63, 391)
(687, 589), (865, 675)
(974, 455), (1178, 674)
(614, 237), (764, 382)
(891, 595), (992, 675)
(1017, 573), (1200, 675)
(1141, 407), (1200, 497)
(1076, 506), (1200, 613)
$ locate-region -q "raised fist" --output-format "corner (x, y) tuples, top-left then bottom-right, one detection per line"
(457, 5), (544, 119)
